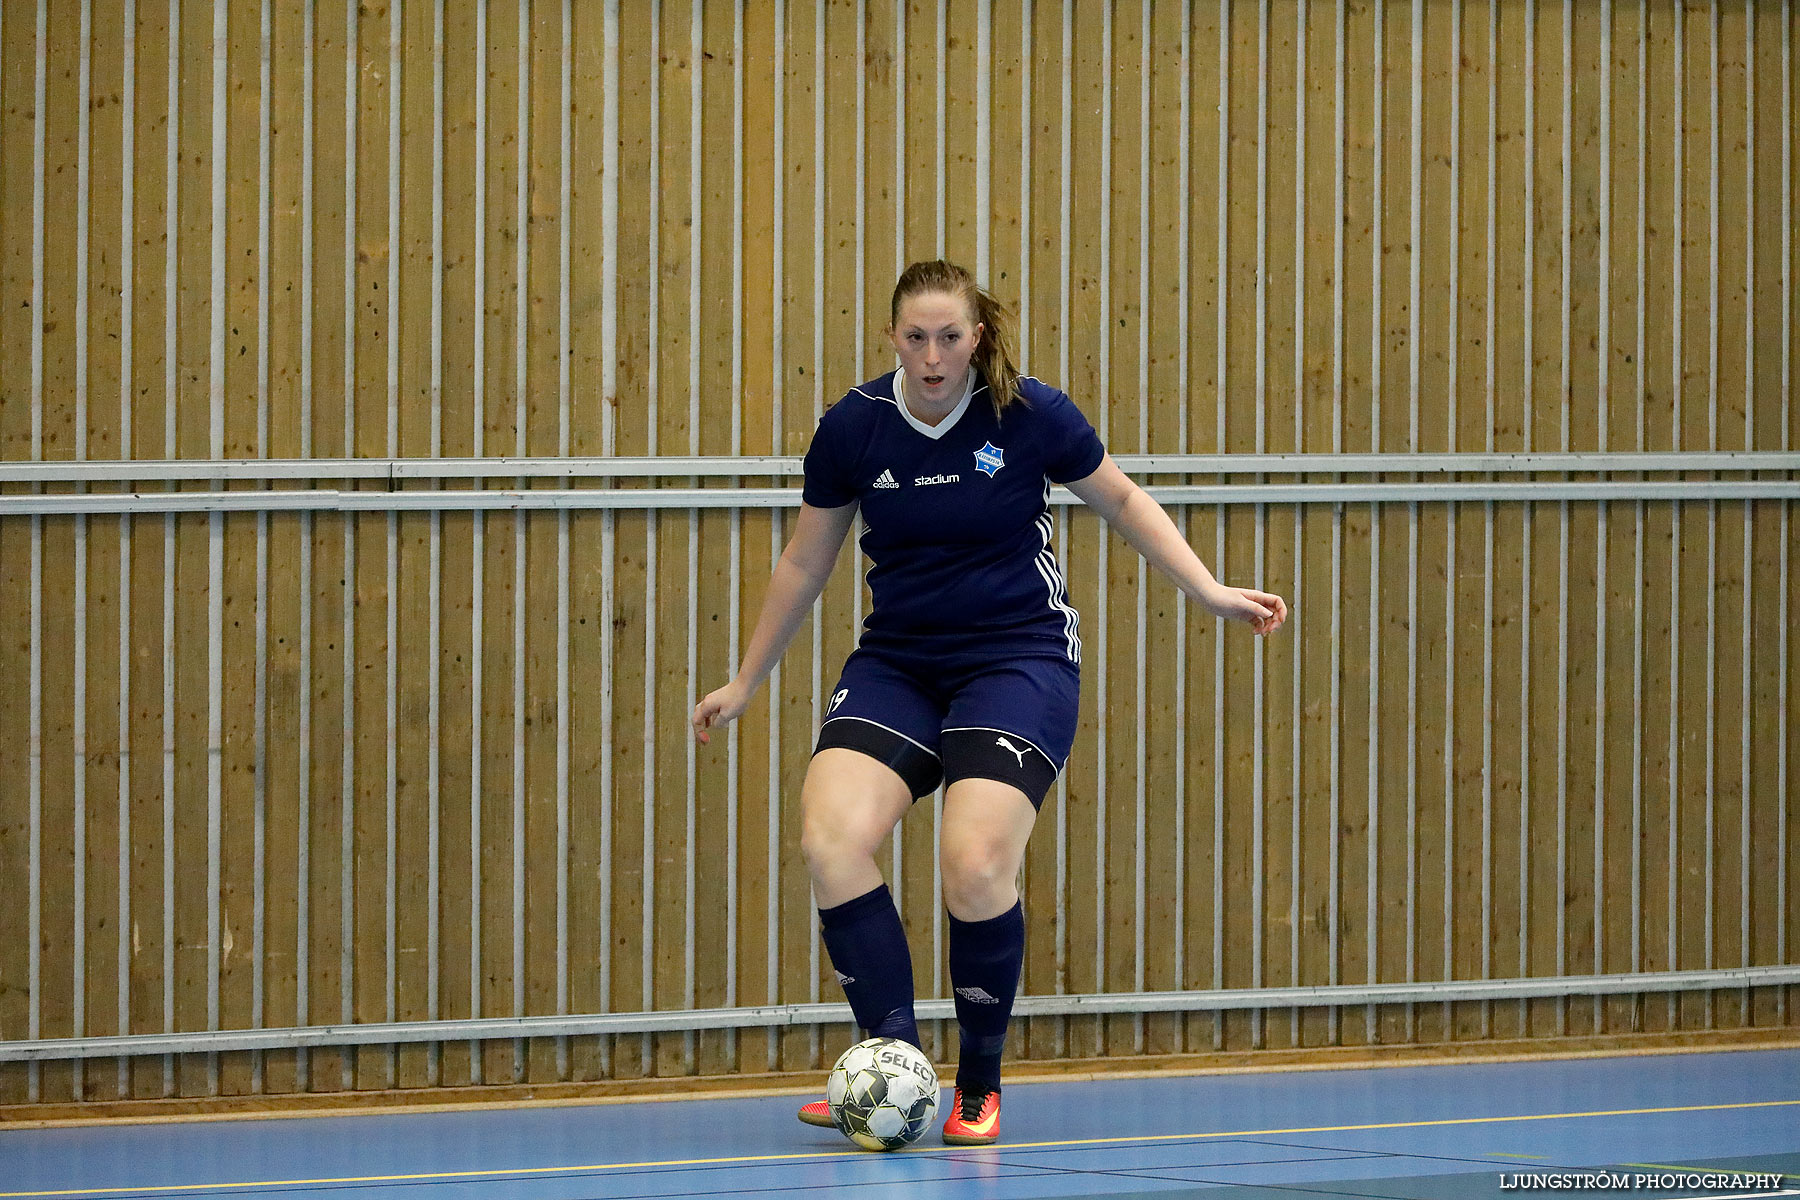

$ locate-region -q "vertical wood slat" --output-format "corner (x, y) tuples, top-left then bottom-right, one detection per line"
(204, 0), (228, 1095)
(2, 1), (1797, 1104)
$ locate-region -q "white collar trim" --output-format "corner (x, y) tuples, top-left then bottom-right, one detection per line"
(892, 369), (975, 440)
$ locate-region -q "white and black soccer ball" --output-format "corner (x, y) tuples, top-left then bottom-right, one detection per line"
(825, 1037), (940, 1151)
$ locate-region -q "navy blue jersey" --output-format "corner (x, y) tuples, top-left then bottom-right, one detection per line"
(801, 370), (1106, 661)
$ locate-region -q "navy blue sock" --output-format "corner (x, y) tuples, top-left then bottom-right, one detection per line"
(947, 900), (1024, 1094)
(818, 884), (919, 1049)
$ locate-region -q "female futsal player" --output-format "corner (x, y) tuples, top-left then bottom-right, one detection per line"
(692, 260), (1287, 1145)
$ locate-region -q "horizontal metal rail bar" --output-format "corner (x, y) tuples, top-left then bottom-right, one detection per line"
(5, 967), (1795, 1062)
(0, 451), (1794, 485)
(1142, 481), (1800, 504)
(2, 479), (1796, 515)
(0, 456), (802, 482)
(0, 487), (801, 515)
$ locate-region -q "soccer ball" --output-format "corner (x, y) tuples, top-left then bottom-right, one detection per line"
(825, 1037), (940, 1151)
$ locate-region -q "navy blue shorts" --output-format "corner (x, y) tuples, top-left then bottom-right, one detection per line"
(813, 644), (1080, 807)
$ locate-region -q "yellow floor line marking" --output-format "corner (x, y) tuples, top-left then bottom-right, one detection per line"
(4, 1097), (1796, 1198)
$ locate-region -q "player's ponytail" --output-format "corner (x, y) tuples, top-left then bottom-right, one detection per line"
(891, 260), (1024, 419)
(968, 283), (1023, 419)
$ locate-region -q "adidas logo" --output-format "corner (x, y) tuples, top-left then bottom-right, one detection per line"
(835, 970), (856, 986)
(955, 986), (1000, 1005)
(873, 469), (899, 489)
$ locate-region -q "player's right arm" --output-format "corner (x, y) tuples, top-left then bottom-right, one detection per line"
(691, 499), (859, 743)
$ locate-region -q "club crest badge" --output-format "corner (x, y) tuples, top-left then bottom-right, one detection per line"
(974, 442), (1005, 477)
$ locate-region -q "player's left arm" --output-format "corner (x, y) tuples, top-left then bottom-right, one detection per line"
(1064, 454), (1289, 636)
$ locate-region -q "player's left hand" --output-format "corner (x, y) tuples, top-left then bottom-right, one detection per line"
(1207, 586), (1289, 636)
(692, 679), (752, 744)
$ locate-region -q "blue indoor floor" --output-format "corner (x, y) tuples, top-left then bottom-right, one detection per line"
(3, 1047), (1796, 1199)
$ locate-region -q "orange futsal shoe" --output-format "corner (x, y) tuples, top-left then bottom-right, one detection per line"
(941, 1086), (1000, 1146)
(798, 1099), (835, 1128)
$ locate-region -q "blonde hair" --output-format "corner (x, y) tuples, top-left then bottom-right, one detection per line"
(890, 260), (1023, 418)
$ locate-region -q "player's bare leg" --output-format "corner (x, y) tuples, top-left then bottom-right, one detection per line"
(939, 779), (1037, 920)
(799, 747), (914, 907)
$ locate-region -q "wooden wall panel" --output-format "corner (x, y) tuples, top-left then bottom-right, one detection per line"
(1138, 0), (1185, 1061)
(79, 0), (128, 1102)
(0, 0), (1795, 1108)
(1101, 0), (1142, 1060)
(1, 0), (32, 1086)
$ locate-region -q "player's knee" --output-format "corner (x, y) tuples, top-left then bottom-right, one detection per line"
(800, 812), (878, 877)
(799, 818), (847, 876)
(939, 839), (1017, 915)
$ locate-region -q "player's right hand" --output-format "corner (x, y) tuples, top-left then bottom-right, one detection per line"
(692, 681), (751, 744)
(1204, 584), (1290, 636)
